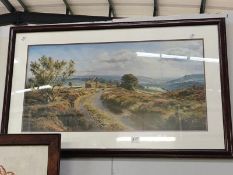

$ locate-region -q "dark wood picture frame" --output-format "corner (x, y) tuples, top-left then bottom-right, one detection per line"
(0, 134), (60, 174)
(1, 17), (232, 158)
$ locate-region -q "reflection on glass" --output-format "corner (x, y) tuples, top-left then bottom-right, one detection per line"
(190, 57), (219, 63)
(13, 85), (52, 94)
(161, 53), (187, 60)
(136, 52), (160, 58)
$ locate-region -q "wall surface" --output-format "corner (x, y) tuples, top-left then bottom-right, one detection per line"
(1, 13), (233, 175)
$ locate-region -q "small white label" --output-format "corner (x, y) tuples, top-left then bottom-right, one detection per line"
(131, 136), (140, 143)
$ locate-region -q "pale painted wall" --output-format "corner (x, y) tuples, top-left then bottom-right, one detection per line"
(1, 13), (233, 175)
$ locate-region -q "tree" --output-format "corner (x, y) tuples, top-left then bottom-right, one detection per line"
(28, 56), (75, 102)
(120, 74), (138, 90)
(68, 82), (73, 87)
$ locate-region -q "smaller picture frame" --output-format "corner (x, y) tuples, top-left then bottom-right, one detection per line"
(0, 134), (60, 175)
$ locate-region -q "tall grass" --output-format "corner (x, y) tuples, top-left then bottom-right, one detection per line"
(101, 86), (207, 130)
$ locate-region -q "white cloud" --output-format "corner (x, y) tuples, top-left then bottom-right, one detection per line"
(77, 48), (204, 79)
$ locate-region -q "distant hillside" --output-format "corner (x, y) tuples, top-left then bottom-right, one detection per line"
(161, 74), (205, 91)
(137, 76), (172, 85)
(67, 74), (205, 91)
(70, 75), (121, 82)
(69, 75), (172, 85)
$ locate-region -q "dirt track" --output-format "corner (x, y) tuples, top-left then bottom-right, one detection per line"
(74, 89), (148, 131)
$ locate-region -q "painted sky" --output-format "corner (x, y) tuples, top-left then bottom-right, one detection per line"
(27, 39), (204, 79)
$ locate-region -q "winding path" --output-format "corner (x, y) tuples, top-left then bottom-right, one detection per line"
(74, 89), (145, 130)
(73, 92), (101, 130)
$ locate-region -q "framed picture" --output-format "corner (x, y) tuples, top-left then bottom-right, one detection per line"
(1, 18), (232, 158)
(0, 134), (60, 175)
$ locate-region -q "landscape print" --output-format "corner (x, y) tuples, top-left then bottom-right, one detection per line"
(22, 39), (207, 132)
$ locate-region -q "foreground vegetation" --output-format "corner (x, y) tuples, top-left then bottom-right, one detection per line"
(22, 88), (126, 131)
(101, 86), (207, 130)
(23, 88), (86, 131)
(22, 85), (207, 131)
